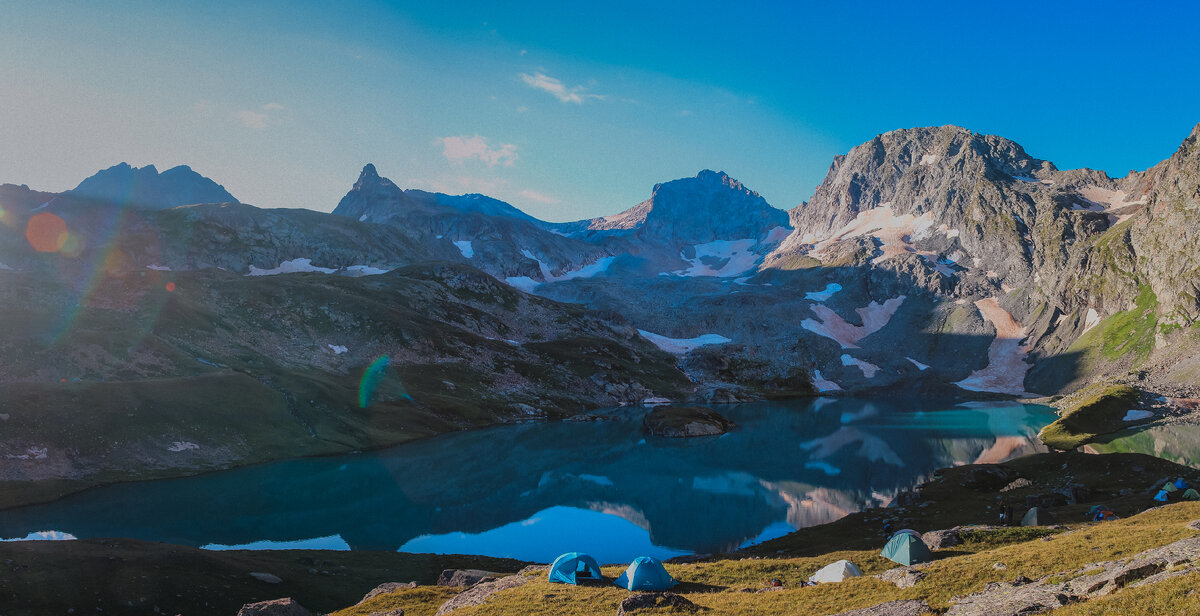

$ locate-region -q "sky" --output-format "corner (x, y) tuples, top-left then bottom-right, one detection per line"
(2, 1), (1199, 221)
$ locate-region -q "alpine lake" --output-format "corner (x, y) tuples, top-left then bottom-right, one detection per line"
(0, 398), (1071, 563)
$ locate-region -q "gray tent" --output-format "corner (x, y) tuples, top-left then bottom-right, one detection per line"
(1021, 506), (1057, 526)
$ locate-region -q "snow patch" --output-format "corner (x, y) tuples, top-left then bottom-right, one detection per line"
(763, 226), (792, 244)
(146, 264), (171, 271)
(811, 370), (842, 392)
(840, 354), (880, 378)
(247, 258), (337, 276)
(672, 238), (759, 277)
(507, 251), (616, 291)
(919, 153), (939, 166)
(642, 397), (671, 407)
(800, 296), (906, 349)
(805, 283), (842, 302)
(6, 446), (48, 460)
(1123, 409), (1154, 422)
(328, 344), (348, 354)
(808, 206), (937, 265)
(906, 357), (930, 371)
(953, 298), (1033, 396)
(343, 265), (390, 276)
(638, 329), (732, 354)
(358, 214), (368, 222)
(1082, 308), (1101, 334)
(452, 240), (474, 258)
(167, 441), (200, 452)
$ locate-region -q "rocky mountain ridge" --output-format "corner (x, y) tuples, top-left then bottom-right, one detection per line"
(69, 162), (238, 209)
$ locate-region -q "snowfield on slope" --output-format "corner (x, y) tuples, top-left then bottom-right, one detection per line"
(671, 238), (759, 277)
(953, 298), (1034, 397)
(505, 251), (616, 291)
(800, 296), (906, 349)
(637, 330), (732, 354)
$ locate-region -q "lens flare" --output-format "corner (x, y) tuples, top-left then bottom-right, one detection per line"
(358, 355), (410, 408)
(25, 213), (68, 252)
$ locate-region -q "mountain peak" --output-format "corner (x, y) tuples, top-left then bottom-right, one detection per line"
(359, 163), (379, 181)
(68, 163), (236, 209)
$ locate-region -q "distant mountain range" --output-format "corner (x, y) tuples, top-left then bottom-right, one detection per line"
(69, 162), (237, 209)
(2, 123), (1198, 504)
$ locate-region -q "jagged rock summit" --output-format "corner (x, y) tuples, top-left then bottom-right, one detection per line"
(69, 162), (237, 208)
(555, 169), (791, 243)
(333, 164), (538, 224)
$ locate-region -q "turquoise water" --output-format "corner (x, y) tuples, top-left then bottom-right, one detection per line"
(0, 398), (1054, 563)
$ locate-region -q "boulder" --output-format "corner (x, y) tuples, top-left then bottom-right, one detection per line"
(878, 567), (926, 588)
(642, 406), (735, 438)
(832, 599), (930, 616)
(436, 575), (528, 615)
(236, 598), (310, 616)
(962, 466), (1018, 491)
(437, 569), (502, 587)
(360, 581), (419, 603)
(922, 529), (961, 550)
(615, 592), (701, 615)
(248, 572), (283, 584)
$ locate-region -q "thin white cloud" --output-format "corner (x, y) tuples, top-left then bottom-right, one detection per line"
(235, 110), (269, 129)
(438, 135), (518, 167)
(519, 189), (558, 204)
(234, 103), (286, 129)
(519, 72), (603, 104)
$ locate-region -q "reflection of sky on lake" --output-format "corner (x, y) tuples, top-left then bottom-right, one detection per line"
(0, 398), (1056, 563)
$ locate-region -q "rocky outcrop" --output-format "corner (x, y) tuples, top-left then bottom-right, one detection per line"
(435, 575), (528, 615)
(878, 567), (926, 588)
(437, 568), (503, 587)
(235, 598), (310, 616)
(946, 535), (1200, 616)
(642, 406), (735, 437)
(832, 599), (931, 616)
(360, 582), (418, 603)
(615, 592), (702, 615)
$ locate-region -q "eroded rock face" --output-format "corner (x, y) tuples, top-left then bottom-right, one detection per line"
(642, 406), (736, 437)
(235, 598), (310, 616)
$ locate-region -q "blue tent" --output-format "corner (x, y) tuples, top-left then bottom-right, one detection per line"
(1175, 477), (1189, 490)
(1154, 490), (1169, 502)
(880, 530), (933, 565)
(614, 557), (678, 591)
(548, 552), (603, 585)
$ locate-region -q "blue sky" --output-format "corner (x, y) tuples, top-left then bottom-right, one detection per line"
(2, 1), (1198, 221)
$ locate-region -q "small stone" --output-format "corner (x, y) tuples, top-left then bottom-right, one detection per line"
(249, 572), (283, 584)
(993, 562), (1007, 570)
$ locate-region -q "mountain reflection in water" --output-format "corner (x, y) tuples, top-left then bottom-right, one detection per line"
(0, 398), (1054, 563)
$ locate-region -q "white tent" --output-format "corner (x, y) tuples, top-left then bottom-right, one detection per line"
(808, 559), (863, 584)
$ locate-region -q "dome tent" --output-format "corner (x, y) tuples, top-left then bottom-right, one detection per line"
(548, 552), (603, 585)
(1184, 488), (1200, 501)
(614, 557), (678, 591)
(1021, 507), (1058, 526)
(880, 530), (933, 566)
(809, 559), (863, 583)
